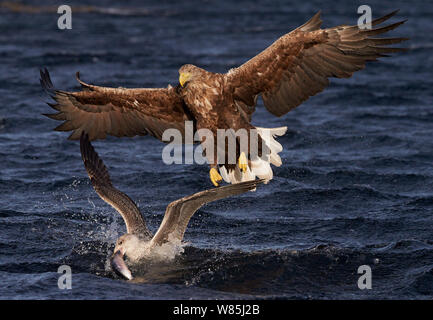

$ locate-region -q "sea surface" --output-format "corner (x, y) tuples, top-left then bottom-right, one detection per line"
(0, 0), (432, 299)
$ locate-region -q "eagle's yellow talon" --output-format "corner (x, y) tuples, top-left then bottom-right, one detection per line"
(210, 168), (222, 187)
(238, 152), (248, 173)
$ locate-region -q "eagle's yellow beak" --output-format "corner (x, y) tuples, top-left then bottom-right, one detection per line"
(179, 72), (191, 87)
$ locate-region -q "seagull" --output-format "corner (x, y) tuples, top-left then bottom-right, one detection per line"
(79, 133), (264, 279)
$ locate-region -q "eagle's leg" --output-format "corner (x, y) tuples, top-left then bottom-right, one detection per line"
(238, 152), (248, 173)
(210, 167), (222, 187)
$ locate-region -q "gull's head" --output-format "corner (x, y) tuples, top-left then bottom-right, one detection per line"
(178, 64), (205, 87)
(110, 234), (142, 280)
(114, 234), (141, 256)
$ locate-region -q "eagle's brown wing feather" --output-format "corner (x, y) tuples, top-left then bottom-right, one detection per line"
(41, 68), (193, 141)
(225, 10), (408, 117)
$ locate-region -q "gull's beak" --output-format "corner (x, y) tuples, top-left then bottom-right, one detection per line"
(110, 250), (133, 280)
(179, 72), (190, 87)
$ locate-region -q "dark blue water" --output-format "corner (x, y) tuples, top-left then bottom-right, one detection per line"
(1, 0), (432, 299)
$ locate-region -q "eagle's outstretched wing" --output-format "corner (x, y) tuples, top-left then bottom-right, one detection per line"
(225, 10), (408, 117)
(41, 68), (193, 141)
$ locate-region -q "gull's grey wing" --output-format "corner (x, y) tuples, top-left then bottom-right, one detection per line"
(151, 179), (265, 246)
(80, 132), (152, 237)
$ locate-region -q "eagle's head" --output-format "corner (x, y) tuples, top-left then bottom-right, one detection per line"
(178, 64), (206, 87)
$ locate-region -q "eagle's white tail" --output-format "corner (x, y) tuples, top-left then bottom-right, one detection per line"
(219, 126), (287, 186)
